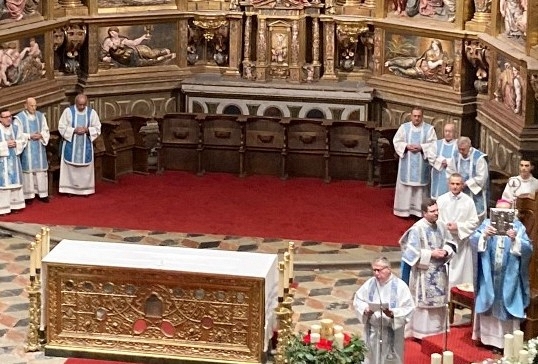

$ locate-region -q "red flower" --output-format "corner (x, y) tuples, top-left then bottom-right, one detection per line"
(316, 338), (333, 351)
(343, 332), (351, 346)
(303, 333), (311, 345)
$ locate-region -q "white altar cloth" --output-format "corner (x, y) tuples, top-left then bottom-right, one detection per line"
(43, 239), (279, 351)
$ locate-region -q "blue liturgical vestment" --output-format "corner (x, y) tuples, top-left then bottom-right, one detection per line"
(62, 106), (94, 166)
(471, 219), (532, 321)
(16, 111), (49, 172)
(429, 139), (457, 199)
(396, 122), (435, 186)
(400, 219), (453, 308)
(0, 123), (24, 189)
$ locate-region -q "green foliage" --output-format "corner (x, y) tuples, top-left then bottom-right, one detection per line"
(385, 36), (417, 59)
(284, 333), (367, 364)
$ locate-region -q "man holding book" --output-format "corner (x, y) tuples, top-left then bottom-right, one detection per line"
(470, 199), (532, 350)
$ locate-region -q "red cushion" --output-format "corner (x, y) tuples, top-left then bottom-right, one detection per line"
(451, 287), (475, 300)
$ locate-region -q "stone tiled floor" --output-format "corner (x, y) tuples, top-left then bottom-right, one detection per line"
(0, 221), (453, 364)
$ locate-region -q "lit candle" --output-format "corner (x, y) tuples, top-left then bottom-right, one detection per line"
(310, 324), (321, 334)
(29, 242), (36, 277)
(513, 330), (524, 358)
(278, 261), (285, 298)
(519, 349), (529, 364)
(333, 325), (343, 334)
(333, 332), (344, 349)
(288, 242), (295, 283)
(320, 318), (334, 339)
(35, 234), (42, 270)
(430, 353), (442, 364)
(442, 351), (453, 364)
(504, 334), (514, 360)
(283, 252), (290, 290)
(310, 333), (320, 344)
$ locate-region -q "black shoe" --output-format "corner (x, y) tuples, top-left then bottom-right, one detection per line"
(39, 196), (50, 203)
(25, 198), (34, 205)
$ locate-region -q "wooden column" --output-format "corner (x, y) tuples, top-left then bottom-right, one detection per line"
(256, 17), (268, 82)
(225, 14), (243, 77)
(320, 16), (337, 81)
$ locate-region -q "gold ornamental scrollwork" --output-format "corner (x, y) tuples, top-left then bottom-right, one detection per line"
(193, 16), (229, 41)
(336, 23), (369, 39)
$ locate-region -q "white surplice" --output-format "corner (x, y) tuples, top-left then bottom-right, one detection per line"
(501, 175), (538, 203)
(436, 191), (479, 287)
(353, 274), (415, 364)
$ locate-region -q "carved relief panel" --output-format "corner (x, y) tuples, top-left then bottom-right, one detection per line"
(383, 33), (455, 86)
(97, 24), (177, 69)
(0, 34), (46, 89)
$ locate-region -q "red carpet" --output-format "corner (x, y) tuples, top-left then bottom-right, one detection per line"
(2, 171), (412, 246)
(422, 325), (493, 364)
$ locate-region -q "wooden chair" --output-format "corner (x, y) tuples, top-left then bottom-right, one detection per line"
(517, 196), (538, 339)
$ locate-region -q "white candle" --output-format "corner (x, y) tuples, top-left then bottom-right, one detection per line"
(320, 318), (334, 339)
(430, 353), (442, 364)
(278, 261), (285, 298)
(35, 234), (42, 270)
(504, 334), (514, 360)
(310, 324), (321, 334)
(442, 351), (453, 364)
(514, 330), (524, 358)
(45, 227), (51, 255)
(288, 242), (295, 282)
(283, 252), (290, 290)
(519, 349), (529, 364)
(310, 333), (320, 344)
(333, 332), (344, 349)
(29, 242), (36, 277)
(41, 227), (48, 259)
(333, 325), (343, 334)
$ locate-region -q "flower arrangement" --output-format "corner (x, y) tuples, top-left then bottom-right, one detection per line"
(283, 331), (366, 364)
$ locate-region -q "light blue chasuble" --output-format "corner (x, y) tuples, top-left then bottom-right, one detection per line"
(398, 123), (433, 186)
(18, 111), (48, 172)
(0, 123), (23, 188)
(474, 219), (531, 320)
(430, 139), (456, 199)
(62, 106), (94, 166)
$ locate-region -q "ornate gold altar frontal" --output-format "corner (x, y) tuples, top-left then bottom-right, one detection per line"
(45, 263), (267, 363)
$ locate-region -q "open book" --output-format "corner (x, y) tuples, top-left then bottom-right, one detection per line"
(368, 302), (390, 312)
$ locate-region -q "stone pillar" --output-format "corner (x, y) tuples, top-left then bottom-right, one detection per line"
(320, 16), (337, 81)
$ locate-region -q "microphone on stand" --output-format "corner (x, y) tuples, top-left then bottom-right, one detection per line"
(375, 281), (384, 364)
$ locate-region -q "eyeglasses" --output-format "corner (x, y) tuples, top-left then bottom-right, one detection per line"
(0, 115), (12, 119)
(372, 267), (389, 273)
